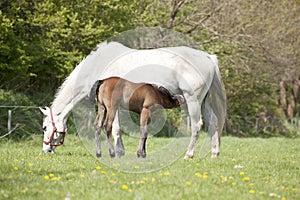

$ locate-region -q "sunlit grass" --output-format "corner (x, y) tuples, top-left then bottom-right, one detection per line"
(0, 135), (299, 199)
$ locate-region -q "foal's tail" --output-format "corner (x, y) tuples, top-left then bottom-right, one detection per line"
(203, 55), (227, 139)
(89, 80), (104, 103)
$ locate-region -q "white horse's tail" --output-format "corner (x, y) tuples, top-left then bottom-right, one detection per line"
(203, 55), (227, 141)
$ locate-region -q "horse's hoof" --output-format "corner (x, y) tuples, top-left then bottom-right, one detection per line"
(116, 150), (125, 158)
(184, 153), (194, 160)
(211, 152), (220, 158)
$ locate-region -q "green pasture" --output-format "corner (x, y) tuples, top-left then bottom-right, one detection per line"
(1, 135), (299, 200)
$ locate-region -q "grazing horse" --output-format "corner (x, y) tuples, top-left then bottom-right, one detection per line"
(40, 41), (226, 159)
(90, 77), (185, 158)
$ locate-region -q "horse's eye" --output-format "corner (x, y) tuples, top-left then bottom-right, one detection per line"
(43, 126), (47, 131)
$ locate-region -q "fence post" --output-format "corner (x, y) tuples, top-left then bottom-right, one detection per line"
(167, 119), (171, 137)
(8, 110), (12, 133)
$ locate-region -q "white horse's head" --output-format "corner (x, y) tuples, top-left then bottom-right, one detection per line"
(40, 107), (67, 153)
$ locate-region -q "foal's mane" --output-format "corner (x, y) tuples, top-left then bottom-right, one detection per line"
(151, 84), (173, 98)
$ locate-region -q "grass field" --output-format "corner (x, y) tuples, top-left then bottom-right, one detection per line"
(0, 134), (299, 200)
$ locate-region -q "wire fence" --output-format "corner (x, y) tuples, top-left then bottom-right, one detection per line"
(0, 106), (299, 139)
(0, 106), (43, 139)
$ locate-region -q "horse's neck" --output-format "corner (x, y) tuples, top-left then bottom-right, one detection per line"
(51, 66), (86, 121)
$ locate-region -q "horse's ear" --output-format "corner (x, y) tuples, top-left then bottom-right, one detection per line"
(39, 107), (50, 115)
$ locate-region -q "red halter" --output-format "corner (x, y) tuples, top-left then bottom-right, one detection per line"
(43, 108), (67, 146)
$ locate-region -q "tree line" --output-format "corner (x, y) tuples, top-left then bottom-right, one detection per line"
(0, 0), (299, 137)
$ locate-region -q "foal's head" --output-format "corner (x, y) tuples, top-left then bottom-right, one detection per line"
(157, 86), (185, 107)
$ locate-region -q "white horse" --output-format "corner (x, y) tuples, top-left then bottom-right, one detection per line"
(40, 41), (226, 159)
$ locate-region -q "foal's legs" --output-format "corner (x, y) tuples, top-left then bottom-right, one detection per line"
(112, 110), (125, 158)
(105, 107), (117, 158)
(94, 104), (106, 158)
(137, 108), (150, 158)
(184, 95), (203, 159)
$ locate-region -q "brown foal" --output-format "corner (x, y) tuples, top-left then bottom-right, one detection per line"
(90, 77), (185, 158)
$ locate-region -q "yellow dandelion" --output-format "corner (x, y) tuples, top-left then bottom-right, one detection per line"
(164, 171), (170, 176)
(221, 176), (227, 182)
(95, 166), (101, 170)
(51, 177), (61, 181)
(134, 165), (140, 169)
(101, 171), (106, 175)
(80, 174), (85, 178)
(239, 171), (245, 175)
(13, 167), (19, 171)
(249, 190), (255, 194)
(281, 197), (286, 200)
(243, 176), (250, 181)
(195, 172), (202, 178)
(44, 175), (50, 180)
(49, 173), (54, 177)
(232, 182), (237, 186)
(111, 172), (115, 176)
(121, 184), (128, 190)
(249, 183), (254, 186)
(259, 191), (265, 195)
(29, 163), (33, 167)
(21, 189), (27, 193)
(152, 178), (156, 182)
(185, 181), (192, 185)
(142, 177), (148, 181)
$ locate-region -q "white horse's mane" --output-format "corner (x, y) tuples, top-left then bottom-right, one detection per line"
(52, 44), (103, 103)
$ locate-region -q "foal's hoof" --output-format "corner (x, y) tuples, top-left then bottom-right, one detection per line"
(109, 152), (115, 158)
(96, 152), (102, 158)
(137, 151), (146, 158)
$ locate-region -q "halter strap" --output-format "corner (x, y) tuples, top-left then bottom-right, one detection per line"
(43, 108), (67, 146)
